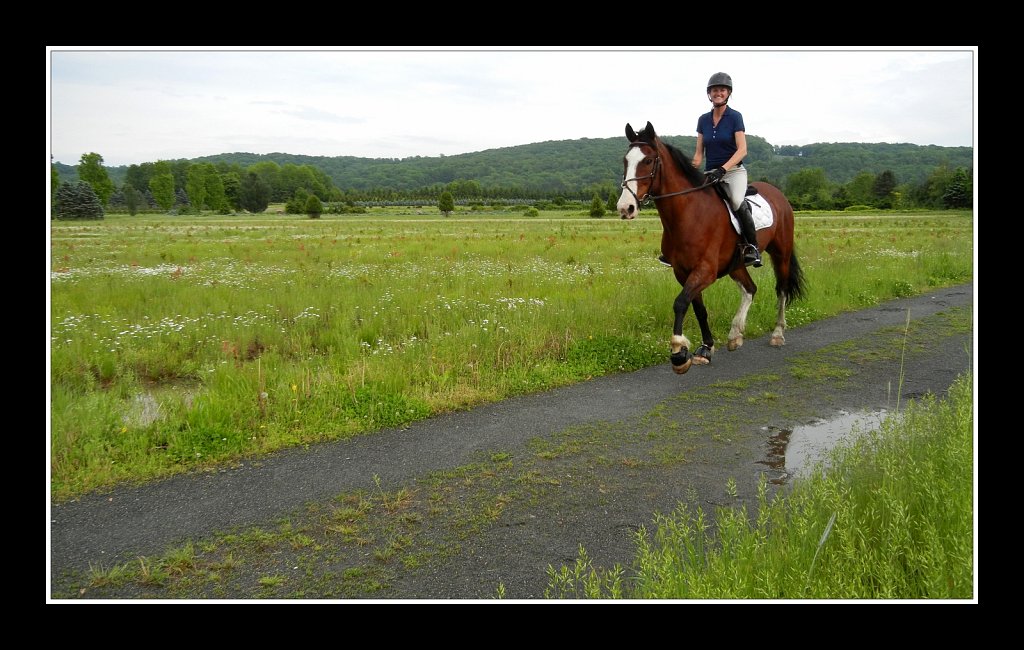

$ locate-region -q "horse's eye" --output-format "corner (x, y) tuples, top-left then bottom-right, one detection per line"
(644, 158), (653, 165)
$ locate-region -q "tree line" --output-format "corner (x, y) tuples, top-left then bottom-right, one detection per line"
(51, 154), (340, 219)
(51, 135), (973, 220)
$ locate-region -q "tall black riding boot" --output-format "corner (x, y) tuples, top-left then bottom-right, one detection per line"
(734, 200), (762, 267)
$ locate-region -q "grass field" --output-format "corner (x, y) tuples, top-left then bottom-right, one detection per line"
(545, 370), (974, 599)
(49, 208), (973, 500)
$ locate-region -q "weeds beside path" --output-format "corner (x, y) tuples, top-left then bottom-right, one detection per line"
(50, 284), (974, 599)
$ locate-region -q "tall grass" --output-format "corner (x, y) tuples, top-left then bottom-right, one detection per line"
(49, 210), (973, 499)
(545, 371), (974, 599)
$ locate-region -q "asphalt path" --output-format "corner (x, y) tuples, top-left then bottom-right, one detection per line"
(49, 283), (974, 596)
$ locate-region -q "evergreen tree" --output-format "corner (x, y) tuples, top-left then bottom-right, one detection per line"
(77, 152), (115, 206)
(239, 172), (272, 213)
(123, 183), (145, 216)
(589, 193), (605, 217)
(942, 168), (972, 208)
(175, 188), (191, 211)
(873, 170), (897, 208)
(438, 191), (455, 216)
(305, 194), (323, 219)
(108, 188), (125, 210)
(55, 181), (104, 220)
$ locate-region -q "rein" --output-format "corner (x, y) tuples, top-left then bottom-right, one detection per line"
(621, 141), (715, 209)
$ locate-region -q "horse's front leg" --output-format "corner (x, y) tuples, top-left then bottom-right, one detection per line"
(690, 294), (715, 365)
(670, 287), (693, 374)
(670, 275), (712, 374)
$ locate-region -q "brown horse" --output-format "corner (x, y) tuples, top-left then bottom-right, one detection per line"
(617, 121), (805, 374)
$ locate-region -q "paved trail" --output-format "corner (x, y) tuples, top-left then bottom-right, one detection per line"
(50, 283), (974, 599)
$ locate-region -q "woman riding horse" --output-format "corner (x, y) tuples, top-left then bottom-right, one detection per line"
(617, 121), (805, 374)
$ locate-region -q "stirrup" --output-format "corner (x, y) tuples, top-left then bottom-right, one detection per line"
(742, 245), (762, 268)
(657, 254), (671, 267)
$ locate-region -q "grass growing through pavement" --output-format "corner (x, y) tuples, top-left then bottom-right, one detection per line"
(52, 304), (971, 600)
(49, 209), (972, 500)
(545, 370), (974, 599)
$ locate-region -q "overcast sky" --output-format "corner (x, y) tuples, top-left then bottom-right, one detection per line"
(47, 47), (976, 168)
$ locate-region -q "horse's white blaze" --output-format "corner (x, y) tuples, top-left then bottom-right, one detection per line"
(671, 334), (690, 354)
(729, 280), (755, 341)
(617, 147), (644, 218)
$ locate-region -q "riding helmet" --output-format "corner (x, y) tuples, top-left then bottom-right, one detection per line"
(706, 72), (733, 91)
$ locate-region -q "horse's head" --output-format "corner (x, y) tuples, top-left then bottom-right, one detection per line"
(618, 121), (706, 220)
(617, 121), (659, 220)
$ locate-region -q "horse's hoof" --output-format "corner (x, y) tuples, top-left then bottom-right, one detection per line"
(727, 337), (743, 351)
(670, 349), (691, 374)
(692, 344), (712, 365)
(770, 335), (785, 347)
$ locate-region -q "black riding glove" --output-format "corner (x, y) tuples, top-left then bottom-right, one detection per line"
(705, 167), (726, 184)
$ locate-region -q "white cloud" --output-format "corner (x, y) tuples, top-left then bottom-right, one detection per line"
(48, 47), (975, 167)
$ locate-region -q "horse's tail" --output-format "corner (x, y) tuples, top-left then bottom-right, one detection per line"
(777, 249), (806, 304)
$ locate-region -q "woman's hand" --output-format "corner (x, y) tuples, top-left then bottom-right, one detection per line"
(705, 167), (726, 184)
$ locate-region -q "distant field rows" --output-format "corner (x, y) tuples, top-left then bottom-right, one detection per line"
(49, 209), (974, 500)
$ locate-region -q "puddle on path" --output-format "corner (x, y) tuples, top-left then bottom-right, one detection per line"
(760, 410), (891, 485)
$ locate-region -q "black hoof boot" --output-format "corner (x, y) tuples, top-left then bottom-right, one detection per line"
(670, 349), (690, 367)
(692, 344), (713, 365)
(671, 348), (692, 374)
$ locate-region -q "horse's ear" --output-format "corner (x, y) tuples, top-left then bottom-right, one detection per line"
(625, 123), (637, 142)
(645, 121), (656, 139)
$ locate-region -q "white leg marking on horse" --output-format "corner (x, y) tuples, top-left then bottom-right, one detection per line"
(671, 334), (690, 354)
(617, 148), (643, 219)
(771, 295), (788, 346)
(728, 281), (753, 350)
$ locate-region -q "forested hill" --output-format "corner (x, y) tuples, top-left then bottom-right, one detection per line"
(187, 136), (973, 194)
(63, 135), (973, 196)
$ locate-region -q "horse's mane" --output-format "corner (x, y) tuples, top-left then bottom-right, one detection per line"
(660, 140), (706, 188)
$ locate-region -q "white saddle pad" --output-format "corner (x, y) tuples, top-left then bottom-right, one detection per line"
(726, 194), (775, 233)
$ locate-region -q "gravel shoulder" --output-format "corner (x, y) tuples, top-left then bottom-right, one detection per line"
(49, 283), (974, 600)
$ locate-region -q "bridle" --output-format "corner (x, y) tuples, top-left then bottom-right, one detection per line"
(620, 141), (715, 210)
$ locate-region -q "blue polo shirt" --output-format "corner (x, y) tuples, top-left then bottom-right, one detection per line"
(696, 106), (746, 170)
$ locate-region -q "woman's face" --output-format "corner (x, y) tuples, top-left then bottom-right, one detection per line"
(708, 85), (731, 105)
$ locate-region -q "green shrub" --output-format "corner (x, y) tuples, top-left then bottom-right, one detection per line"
(305, 195), (323, 219)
